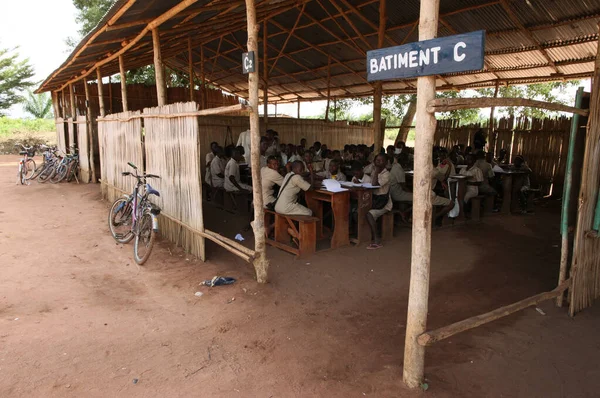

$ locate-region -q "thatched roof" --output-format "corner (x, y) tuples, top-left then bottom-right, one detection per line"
(37, 0), (600, 102)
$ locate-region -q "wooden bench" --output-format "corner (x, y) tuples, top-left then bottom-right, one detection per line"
(525, 188), (540, 212)
(470, 195), (486, 222)
(483, 194), (495, 214)
(381, 212), (394, 241)
(210, 187), (225, 208)
(264, 209), (318, 257)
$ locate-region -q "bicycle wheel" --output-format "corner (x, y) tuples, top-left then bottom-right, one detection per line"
(24, 159), (36, 180)
(30, 161), (45, 179)
(66, 160), (79, 182)
(133, 212), (156, 265)
(108, 198), (134, 244)
(37, 164), (55, 183)
(50, 163), (68, 184)
(17, 164), (25, 185)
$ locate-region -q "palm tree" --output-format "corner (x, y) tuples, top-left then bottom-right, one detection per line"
(23, 90), (53, 119)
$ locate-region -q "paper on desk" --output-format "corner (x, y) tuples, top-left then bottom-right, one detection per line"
(361, 182), (380, 189)
(322, 179), (348, 192)
(493, 165), (504, 173)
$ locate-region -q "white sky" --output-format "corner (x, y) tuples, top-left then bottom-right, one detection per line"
(0, 0), (78, 117)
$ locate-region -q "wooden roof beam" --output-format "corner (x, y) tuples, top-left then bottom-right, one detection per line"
(313, 0), (366, 56)
(328, 0), (372, 49)
(269, 3), (307, 74)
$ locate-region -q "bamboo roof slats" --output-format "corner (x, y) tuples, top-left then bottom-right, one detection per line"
(144, 102), (206, 260)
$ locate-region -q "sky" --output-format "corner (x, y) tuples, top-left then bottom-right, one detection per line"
(0, 0), (77, 117)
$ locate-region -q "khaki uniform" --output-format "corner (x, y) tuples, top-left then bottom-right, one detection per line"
(224, 158), (251, 192)
(210, 156), (226, 188)
(205, 152), (215, 184)
(274, 173), (313, 216)
(459, 165), (484, 203)
(368, 168), (393, 220)
(317, 170), (347, 181)
(475, 159), (497, 195)
(261, 166), (284, 206)
(389, 163), (412, 202)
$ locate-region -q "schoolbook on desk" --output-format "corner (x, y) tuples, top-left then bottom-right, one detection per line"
(322, 179), (349, 192)
(340, 181), (381, 189)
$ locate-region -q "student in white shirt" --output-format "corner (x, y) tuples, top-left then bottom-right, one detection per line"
(261, 156), (284, 207)
(224, 148), (251, 192)
(236, 130), (251, 162)
(205, 141), (218, 184)
(274, 161), (314, 216)
(367, 154), (393, 250)
(475, 151), (497, 195)
(351, 161), (372, 184)
(459, 154), (484, 203)
(210, 146), (226, 188)
(317, 159), (347, 181)
(389, 157), (412, 202)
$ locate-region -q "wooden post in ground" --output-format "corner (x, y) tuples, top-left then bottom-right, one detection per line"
(263, 20), (269, 128)
(96, 68), (105, 117)
(119, 55), (129, 112)
(488, 82), (499, 154)
(51, 91), (60, 119)
(245, 0), (269, 284)
(152, 28), (167, 106)
(333, 97), (337, 122)
(61, 88), (67, 119)
(372, 0), (386, 152)
(297, 99), (301, 118)
(108, 76), (113, 114)
(69, 83), (77, 119)
(403, 0), (439, 389)
(396, 97), (417, 145)
(188, 37), (194, 102)
(200, 45), (206, 109)
(325, 55), (331, 122)
(84, 80), (97, 183)
(69, 83), (77, 148)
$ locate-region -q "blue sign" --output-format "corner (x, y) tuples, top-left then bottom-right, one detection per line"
(367, 31), (485, 82)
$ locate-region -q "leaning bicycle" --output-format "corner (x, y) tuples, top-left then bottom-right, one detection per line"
(15, 144), (36, 185)
(108, 162), (161, 265)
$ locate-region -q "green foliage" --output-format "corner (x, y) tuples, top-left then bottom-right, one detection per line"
(0, 118), (55, 137)
(72, 0), (116, 38)
(0, 46), (35, 115)
(23, 90), (53, 119)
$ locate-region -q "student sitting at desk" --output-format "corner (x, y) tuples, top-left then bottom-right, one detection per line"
(318, 159), (347, 181)
(225, 147), (252, 192)
(432, 148), (456, 191)
(390, 157), (412, 202)
(475, 151), (497, 196)
(259, 138), (269, 168)
(261, 155), (284, 208)
(210, 146), (226, 188)
(514, 155), (533, 213)
(366, 154), (393, 250)
(459, 153), (484, 203)
(275, 161), (315, 216)
(351, 161), (372, 184)
(205, 141), (219, 185)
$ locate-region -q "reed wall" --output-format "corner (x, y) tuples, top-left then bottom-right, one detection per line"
(76, 115), (90, 184)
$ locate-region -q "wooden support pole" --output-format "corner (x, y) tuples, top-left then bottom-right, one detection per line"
(263, 20), (269, 128)
(69, 83), (77, 119)
(488, 82), (499, 154)
(200, 45), (206, 110)
(61, 89), (67, 119)
(152, 28), (167, 106)
(333, 97), (337, 122)
(188, 37), (194, 102)
(245, 0), (269, 284)
(325, 55), (331, 122)
(395, 97), (417, 145)
(372, 0), (386, 152)
(84, 80), (97, 183)
(297, 99), (301, 118)
(419, 280), (571, 346)
(403, 0), (439, 389)
(108, 76), (113, 114)
(428, 97), (589, 117)
(119, 55), (129, 112)
(96, 68), (105, 117)
(51, 91), (60, 119)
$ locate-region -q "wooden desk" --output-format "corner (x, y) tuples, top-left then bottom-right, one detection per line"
(305, 189), (350, 249)
(349, 187), (373, 245)
(497, 170), (527, 214)
(448, 176), (468, 220)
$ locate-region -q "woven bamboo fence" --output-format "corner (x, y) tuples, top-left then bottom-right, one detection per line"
(98, 110), (144, 202)
(144, 102), (205, 260)
(493, 116), (515, 158)
(67, 118), (76, 149)
(76, 115), (91, 183)
(56, 119), (67, 154)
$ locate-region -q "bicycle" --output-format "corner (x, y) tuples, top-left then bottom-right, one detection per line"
(108, 162), (162, 265)
(15, 144), (36, 185)
(37, 148), (61, 184)
(50, 146), (79, 184)
(30, 145), (56, 180)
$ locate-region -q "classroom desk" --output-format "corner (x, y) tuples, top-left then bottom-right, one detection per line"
(348, 187), (375, 245)
(496, 170), (527, 214)
(448, 175), (468, 220)
(305, 189), (350, 249)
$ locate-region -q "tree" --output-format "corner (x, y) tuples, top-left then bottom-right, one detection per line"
(70, 0), (116, 40)
(23, 90), (53, 119)
(0, 46), (35, 115)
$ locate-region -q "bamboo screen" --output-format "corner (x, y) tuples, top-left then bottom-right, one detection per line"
(67, 118), (76, 150)
(56, 119), (67, 154)
(76, 115), (90, 184)
(144, 102), (205, 260)
(97, 110), (143, 202)
(494, 116), (515, 158)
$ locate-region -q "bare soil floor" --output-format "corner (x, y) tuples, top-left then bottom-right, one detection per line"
(1, 154), (600, 398)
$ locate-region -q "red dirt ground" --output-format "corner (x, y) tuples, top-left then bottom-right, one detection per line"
(1, 154), (599, 397)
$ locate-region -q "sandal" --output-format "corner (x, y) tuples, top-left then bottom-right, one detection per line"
(367, 243), (383, 250)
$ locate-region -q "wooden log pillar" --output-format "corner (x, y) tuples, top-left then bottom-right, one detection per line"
(324, 55), (331, 122)
(119, 55), (129, 112)
(403, 0), (439, 389)
(245, 0), (269, 284)
(396, 97), (417, 145)
(188, 37), (194, 102)
(372, 0), (386, 152)
(200, 45), (206, 110)
(84, 80), (97, 183)
(69, 83), (77, 119)
(297, 99), (301, 118)
(51, 91), (60, 119)
(488, 82), (499, 154)
(97, 68), (105, 117)
(263, 20), (269, 128)
(333, 97), (337, 122)
(61, 89), (67, 119)
(69, 83), (77, 148)
(152, 28), (167, 107)
(108, 76), (113, 114)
